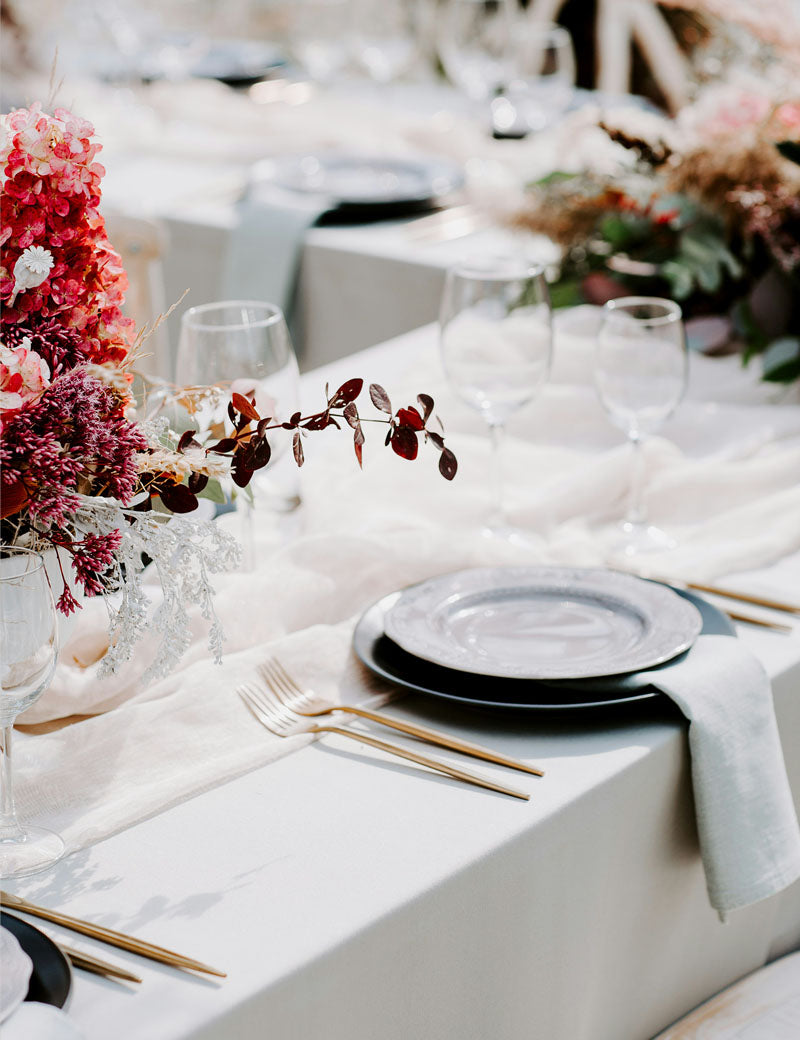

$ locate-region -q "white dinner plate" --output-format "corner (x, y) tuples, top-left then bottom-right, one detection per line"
(383, 566), (703, 680)
(252, 154), (464, 216)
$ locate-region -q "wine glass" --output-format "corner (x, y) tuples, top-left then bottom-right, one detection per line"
(175, 301), (302, 568)
(439, 257), (552, 539)
(0, 546), (64, 878)
(436, 0), (518, 126)
(505, 21), (575, 134)
(350, 0), (418, 84)
(594, 297), (688, 557)
(288, 0), (352, 84)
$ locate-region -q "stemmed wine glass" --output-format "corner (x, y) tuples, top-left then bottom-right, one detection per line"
(0, 546), (64, 878)
(436, 0), (518, 126)
(594, 297), (688, 557)
(505, 21), (575, 134)
(175, 301), (301, 569)
(350, 0), (418, 84)
(439, 257), (552, 539)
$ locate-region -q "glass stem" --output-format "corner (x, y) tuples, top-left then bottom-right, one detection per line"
(626, 434), (647, 527)
(239, 497), (255, 572)
(0, 723), (23, 842)
(488, 421), (506, 529)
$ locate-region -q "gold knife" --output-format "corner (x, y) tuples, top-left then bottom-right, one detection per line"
(59, 942), (142, 984)
(686, 581), (800, 616)
(1, 891), (225, 978)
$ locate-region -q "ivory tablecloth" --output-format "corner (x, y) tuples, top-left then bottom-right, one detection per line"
(8, 324), (800, 1040)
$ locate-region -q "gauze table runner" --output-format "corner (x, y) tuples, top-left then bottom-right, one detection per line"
(13, 334), (800, 911)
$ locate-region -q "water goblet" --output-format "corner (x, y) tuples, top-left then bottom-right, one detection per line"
(594, 296), (688, 557)
(175, 301), (301, 568)
(436, 0), (518, 128)
(505, 20), (575, 134)
(0, 546), (64, 878)
(439, 257), (552, 540)
(350, 0), (418, 85)
(288, 0), (352, 84)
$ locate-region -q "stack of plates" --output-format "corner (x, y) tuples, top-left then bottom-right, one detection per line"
(354, 567), (731, 714)
(252, 154), (465, 221)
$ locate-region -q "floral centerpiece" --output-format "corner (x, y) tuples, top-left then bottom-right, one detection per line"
(513, 89), (800, 384)
(1, 104), (457, 678)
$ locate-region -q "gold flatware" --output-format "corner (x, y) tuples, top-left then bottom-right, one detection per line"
(238, 684), (530, 801)
(684, 581), (800, 616)
(618, 568), (796, 633)
(59, 942), (142, 984)
(260, 658), (544, 777)
(722, 610), (793, 633)
(1, 891), (225, 978)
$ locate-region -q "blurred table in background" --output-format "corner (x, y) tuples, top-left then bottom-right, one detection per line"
(90, 76), (567, 374)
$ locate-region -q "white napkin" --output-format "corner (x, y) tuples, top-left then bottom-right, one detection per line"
(573, 635), (800, 916)
(1, 1002), (86, 1040)
(0, 928), (32, 1024)
(222, 177), (330, 334)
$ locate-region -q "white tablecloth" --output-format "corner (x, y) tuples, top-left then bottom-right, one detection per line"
(88, 77), (569, 372)
(5, 324), (800, 1040)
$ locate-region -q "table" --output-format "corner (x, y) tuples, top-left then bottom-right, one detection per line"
(90, 77), (560, 373)
(7, 324), (800, 1040)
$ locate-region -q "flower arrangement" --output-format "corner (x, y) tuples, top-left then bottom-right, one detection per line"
(1, 104), (457, 678)
(513, 89), (800, 384)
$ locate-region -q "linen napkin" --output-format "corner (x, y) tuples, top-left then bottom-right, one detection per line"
(2, 1002), (86, 1040)
(566, 635), (800, 917)
(222, 175), (330, 334)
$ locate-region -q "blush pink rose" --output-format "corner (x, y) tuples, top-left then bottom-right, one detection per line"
(0, 339), (51, 416)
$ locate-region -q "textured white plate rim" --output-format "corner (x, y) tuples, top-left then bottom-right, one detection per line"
(384, 566), (703, 680)
(256, 153), (465, 204)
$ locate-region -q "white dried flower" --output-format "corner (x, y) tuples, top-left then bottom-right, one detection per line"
(10, 246), (54, 305)
(82, 362), (132, 396)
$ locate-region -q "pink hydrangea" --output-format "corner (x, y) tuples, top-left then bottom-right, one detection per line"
(0, 337), (50, 418)
(1, 103), (131, 364)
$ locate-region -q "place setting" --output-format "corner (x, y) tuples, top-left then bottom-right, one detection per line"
(3, 3), (800, 1038)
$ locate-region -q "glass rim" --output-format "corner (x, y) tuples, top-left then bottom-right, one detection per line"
(446, 257), (546, 283)
(0, 545), (46, 578)
(180, 300), (286, 333)
(603, 297), (683, 326)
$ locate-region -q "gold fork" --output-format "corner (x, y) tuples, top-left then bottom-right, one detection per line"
(238, 683), (530, 801)
(260, 658), (544, 777)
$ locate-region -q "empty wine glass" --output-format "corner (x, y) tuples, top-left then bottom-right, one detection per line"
(439, 257), (552, 539)
(0, 546), (64, 878)
(351, 0), (418, 84)
(288, 0), (352, 84)
(505, 21), (575, 134)
(175, 301), (301, 568)
(595, 297), (688, 556)
(436, 0), (518, 125)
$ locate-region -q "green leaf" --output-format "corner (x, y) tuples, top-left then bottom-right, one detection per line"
(528, 170), (577, 188)
(548, 278), (585, 309)
(731, 299), (769, 362)
(694, 259), (722, 294)
(197, 479), (226, 504)
(660, 260), (694, 299)
(761, 337), (800, 383)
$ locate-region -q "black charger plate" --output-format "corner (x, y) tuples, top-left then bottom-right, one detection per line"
(353, 587), (734, 714)
(1, 911), (71, 1009)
